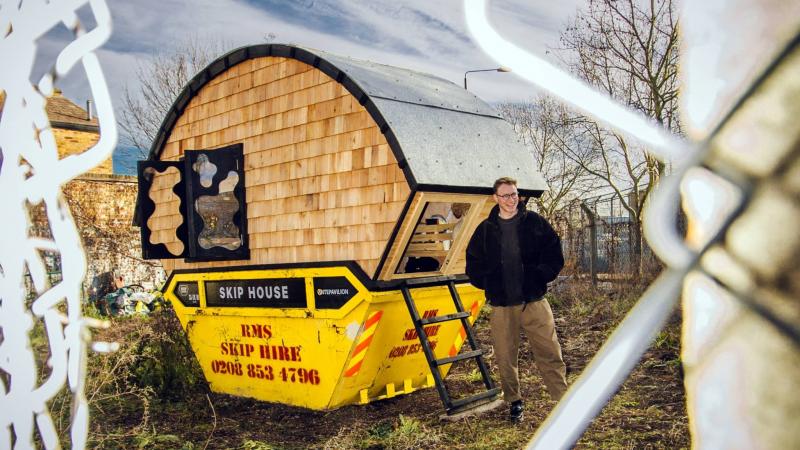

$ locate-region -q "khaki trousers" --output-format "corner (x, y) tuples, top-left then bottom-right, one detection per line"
(490, 300), (567, 402)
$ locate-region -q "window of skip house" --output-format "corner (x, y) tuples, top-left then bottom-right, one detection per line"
(137, 144), (249, 261)
(394, 201), (472, 275)
(192, 156), (242, 252)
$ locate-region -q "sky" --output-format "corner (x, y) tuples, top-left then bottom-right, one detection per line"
(33, 0), (584, 168)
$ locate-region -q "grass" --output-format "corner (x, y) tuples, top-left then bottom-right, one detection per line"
(31, 278), (688, 449)
(240, 439), (280, 450)
(322, 416), (443, 449)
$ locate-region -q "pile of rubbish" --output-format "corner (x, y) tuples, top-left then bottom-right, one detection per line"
(89, 272), (164, 316)
(96, 285), (163, 316)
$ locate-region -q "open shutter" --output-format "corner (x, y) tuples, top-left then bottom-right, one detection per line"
(136, 160), (189, 259)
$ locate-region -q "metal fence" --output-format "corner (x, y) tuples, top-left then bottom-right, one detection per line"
(548, 188), (663, 283)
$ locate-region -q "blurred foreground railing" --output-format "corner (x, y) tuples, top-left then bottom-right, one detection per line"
(466, 0), (800, 448)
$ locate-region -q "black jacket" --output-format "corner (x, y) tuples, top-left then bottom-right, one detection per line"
(466, 204), (564, 306)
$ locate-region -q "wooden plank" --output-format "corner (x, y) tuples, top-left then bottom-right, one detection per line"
(404, 250), (449, 258)
(361, 259), (379, 277)
(377, 191), (423, 280)
(407, 243), (445, 251)
(410, 232), (453, 243)
(415, 223), (456, 233)
(376, 192), (495, 280)
(441, 196), (492, 275)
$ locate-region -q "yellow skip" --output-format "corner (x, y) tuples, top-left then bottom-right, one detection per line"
(163, 264), (485, 410)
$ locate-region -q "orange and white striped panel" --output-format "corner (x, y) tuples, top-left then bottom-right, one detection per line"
(448, 300), (480, 357)
(344, 310), (383, 377)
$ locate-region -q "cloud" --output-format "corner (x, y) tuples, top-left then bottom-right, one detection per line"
(34, 0), (583, 132)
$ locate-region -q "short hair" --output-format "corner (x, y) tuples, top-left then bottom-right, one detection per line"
(493, 177), (518, 193)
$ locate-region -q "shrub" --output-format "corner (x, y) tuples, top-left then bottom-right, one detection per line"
(124, 307), (206, 399)
(73, 306), (206, 446)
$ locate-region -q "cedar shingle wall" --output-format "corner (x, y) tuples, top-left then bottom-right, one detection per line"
(150, 57), (410, 276)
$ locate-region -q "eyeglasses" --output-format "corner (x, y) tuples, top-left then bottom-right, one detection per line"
(496, 192), (519, 200)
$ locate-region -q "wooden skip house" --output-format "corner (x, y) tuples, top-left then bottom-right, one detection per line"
(136, 44), (547, 413)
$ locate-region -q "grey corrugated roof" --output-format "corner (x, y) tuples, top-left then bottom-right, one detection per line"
(150, 44), (548, 195)
(314, 49), (500, 118)
(372, 98), (543, 189)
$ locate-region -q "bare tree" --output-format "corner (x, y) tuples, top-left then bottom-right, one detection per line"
(119, 37), (231, 159)
(558, 0), (680, 272)
(498, 96), (596, 219)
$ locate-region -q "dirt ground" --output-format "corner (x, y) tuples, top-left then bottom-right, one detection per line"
(87, 281), (689, 449)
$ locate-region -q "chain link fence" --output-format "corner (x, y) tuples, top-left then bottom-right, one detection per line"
(548, 188), (669, 283)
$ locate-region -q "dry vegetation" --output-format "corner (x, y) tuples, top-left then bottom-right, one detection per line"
(65, 279), (688, 449)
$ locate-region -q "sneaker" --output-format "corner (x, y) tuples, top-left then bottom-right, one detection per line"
(510, 400), (524, 422)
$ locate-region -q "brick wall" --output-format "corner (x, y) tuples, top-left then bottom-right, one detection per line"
(46, 105), (154, 292)
(28, 174), (164, 299)
(6, 91), (152, 297)
(64, 174), (165, 292)
(52, 128), (113, 175)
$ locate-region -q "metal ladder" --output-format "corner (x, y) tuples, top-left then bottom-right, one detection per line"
(400, 277), (501, 415)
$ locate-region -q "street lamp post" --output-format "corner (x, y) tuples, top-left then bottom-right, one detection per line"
(463, 66), (512, 89)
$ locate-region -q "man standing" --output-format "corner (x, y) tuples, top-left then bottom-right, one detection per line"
(466, 177), (568, 422)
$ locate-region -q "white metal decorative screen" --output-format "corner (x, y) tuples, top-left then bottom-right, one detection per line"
(0, 1), (118, 448)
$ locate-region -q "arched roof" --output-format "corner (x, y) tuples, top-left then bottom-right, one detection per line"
(148, 44), (547, 196)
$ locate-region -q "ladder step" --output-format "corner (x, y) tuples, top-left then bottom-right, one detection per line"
(400, 280), (498, 416)
(418, 311), (471, 325)
(449, 388), (503, 412)
(433, 349), (484, 367)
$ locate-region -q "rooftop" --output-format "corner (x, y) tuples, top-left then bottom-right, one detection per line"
(150, 44), (548, 195)
(0, 89), (99, 131)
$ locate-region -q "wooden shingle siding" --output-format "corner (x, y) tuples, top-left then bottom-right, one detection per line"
(151, 57), (410, 275)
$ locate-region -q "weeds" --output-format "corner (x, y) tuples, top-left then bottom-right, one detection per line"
(240, 439), (278, 450)
(322, 415), (442, 450)
(466, 368), (483, 383)
(133, 432), (185, 449)
(46, 306), (208, 448)
(653, 329), (680, 350)
(40, 277), (687, 449)
(126, 310), (206, 399)
(385, 415), (443, 449)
